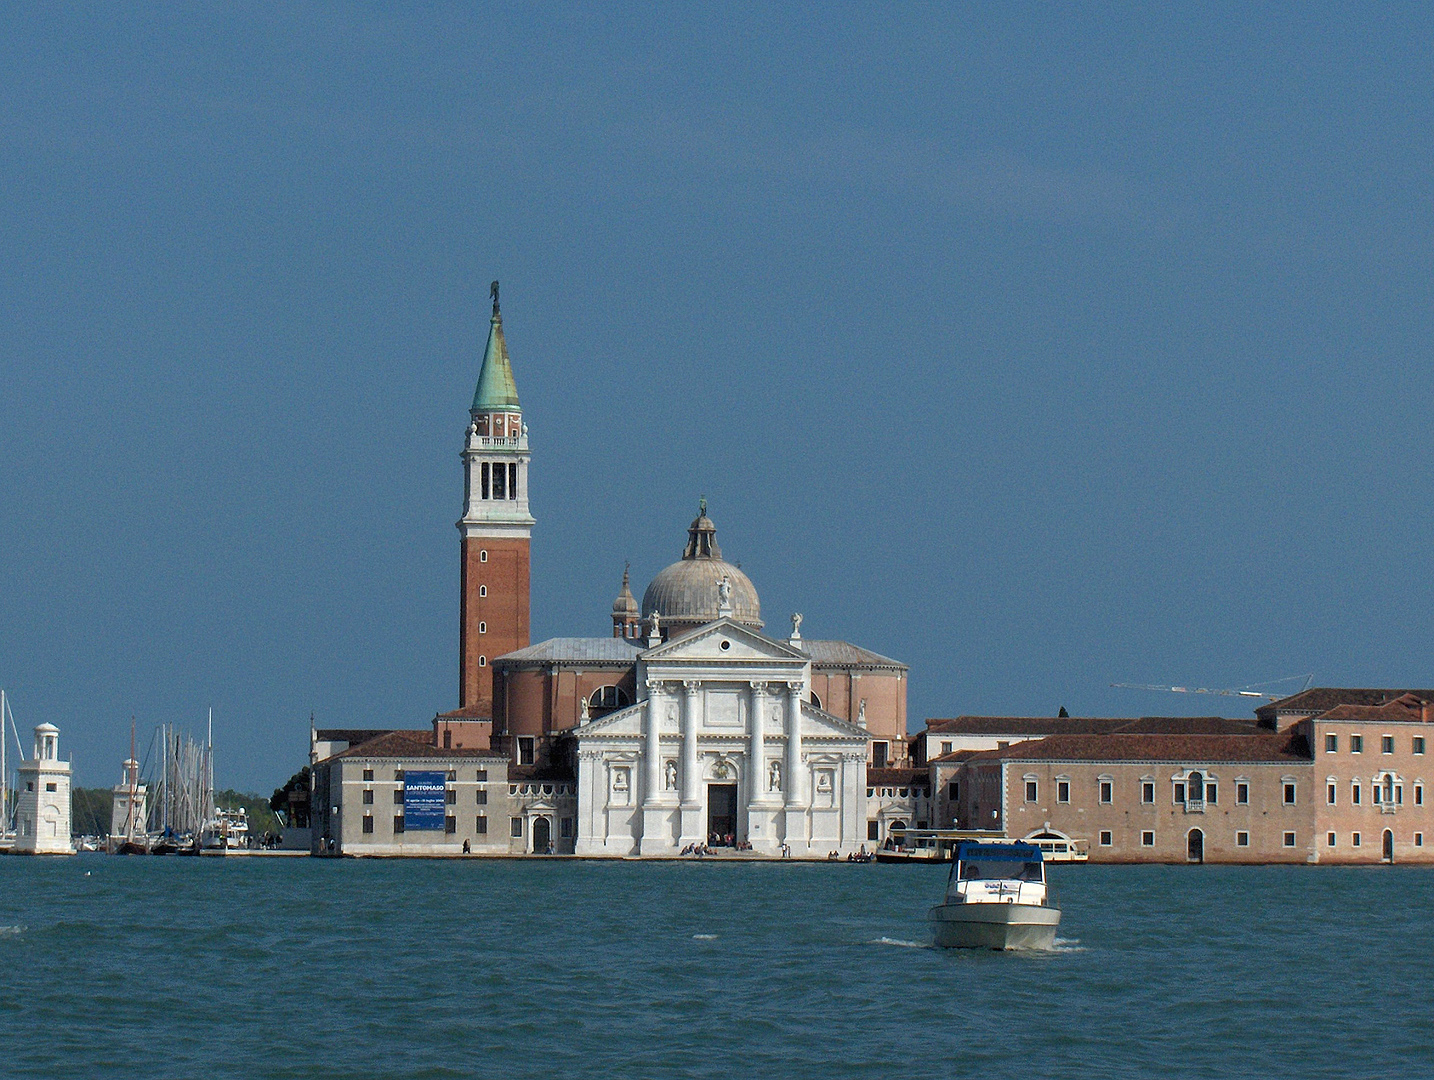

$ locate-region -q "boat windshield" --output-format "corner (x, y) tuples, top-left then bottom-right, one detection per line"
(959, 859), (1044, 882)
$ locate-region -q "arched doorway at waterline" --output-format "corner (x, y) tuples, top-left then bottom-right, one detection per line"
(532, 816), (551, 853)
(1383, 829), (1394, 863)
(1187, 828), (1204, 863)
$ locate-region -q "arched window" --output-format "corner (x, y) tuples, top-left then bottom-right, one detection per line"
(1188, 772), (1204, 802)
(589, 686), (630, 713)
(809, 691), (822, 710)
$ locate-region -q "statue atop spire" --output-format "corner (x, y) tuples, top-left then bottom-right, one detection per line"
(470, 281), (521, 414)
(490, 280), (500, 317)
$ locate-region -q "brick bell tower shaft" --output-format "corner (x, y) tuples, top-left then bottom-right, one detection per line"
(457, 281), (534, 713)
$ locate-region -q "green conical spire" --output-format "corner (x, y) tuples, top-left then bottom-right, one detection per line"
(471, 280), (521, 413)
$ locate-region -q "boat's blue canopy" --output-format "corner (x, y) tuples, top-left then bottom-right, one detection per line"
(955, 841), (1042, 862)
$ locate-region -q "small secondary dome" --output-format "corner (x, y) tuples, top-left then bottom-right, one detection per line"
(641, 502), (762, 636)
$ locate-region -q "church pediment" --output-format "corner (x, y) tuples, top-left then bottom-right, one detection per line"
(573, 700), (647, 736)
(640, 618), (807, 663)
(800, 703), (872, 740)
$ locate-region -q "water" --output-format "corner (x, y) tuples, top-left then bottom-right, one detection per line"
(2, 857), (1431, 1079)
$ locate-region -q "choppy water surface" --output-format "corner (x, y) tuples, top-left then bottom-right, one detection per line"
(1, 857), (1430, 1078)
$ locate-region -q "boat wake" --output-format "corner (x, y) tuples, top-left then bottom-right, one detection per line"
(870, 936), (933, 950)
(0, 925), (25, 937)
(692, 933), (717, 940)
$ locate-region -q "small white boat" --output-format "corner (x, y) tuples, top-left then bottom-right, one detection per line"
(929, 841), (1061, 950)
(1020, 828), (1089, 863)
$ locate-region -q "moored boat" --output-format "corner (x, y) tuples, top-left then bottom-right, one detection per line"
(929, 841), (1061, 950)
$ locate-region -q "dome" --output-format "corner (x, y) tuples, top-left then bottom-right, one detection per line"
(641, 504), (761, 634)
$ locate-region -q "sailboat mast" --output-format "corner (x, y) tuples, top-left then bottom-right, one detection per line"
(1, 689), (7, 832)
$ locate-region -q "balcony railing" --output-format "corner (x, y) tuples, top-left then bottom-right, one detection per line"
(1183, 798), (1205, 814)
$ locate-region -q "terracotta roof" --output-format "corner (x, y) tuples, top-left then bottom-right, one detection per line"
(1255, 688), (1434, 719)
(435, 706), (493, 720)
(929, 749), (983, 764)
(924, 716), (1130, 736)
(1114, 716), (1261, 735)
(327, 730), (504, 762)
(965, 730), (1309, 765)
(1317, 695), (1430, 722)
(314, 728), (397, 744)
(867, 768), (928, 786)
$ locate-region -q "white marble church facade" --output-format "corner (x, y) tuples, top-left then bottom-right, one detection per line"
(572, 618), (870, 857)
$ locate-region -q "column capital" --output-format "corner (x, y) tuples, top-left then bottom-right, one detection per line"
(785, 681), (804, 694)
(682, 679), (702, 694)
(749, 681), (769, 695)
(645, 679), (666, 693)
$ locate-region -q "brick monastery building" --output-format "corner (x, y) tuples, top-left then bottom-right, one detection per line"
(307, 289), (1434, 863)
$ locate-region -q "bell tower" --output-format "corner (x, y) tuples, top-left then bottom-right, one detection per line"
(458, 282), (534, 713)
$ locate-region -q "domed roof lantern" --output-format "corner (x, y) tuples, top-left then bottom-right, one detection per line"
(682, 497), (721, 560)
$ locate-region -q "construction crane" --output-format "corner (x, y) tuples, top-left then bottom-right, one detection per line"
(1110, 674), (1314, 703)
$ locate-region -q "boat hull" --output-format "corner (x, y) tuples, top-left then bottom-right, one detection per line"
(929, 901), (1061, 950)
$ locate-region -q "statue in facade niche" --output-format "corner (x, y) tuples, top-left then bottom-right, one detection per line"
(768, 760), (782, 792)
(665, 760), (678, 790)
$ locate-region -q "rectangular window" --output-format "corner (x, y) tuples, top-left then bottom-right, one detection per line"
(393, 789), (404, 804)
(1205, 782), (1217, 805)
(868, 820), (880, 841)
(362, 768), (374, 781)
(510, 817), (523, 838)
(1283, 831), (1296, 847)
(445, 815), (456, 834)
(1141, 831), (1155, 847)
(1325, 733), (1338, 753)
(941, 741), (953, 755)
(1416, 785), (1424, 806)
(508, 462), (518, 500)
(394, 815), (405, 834)
(1236, 782), (1249, 805)
(1099, 830), (1113, 847)
(872, 742), (889, 768)
(476, 815), (487, 835)
(476, 789), (487, 805)
(1025, 780), (1037, 803)
(1327, 783), (1336, 805)
(947, 780), (959, 801)
(1416, 833), (1424, 847)
(492, 463), (506, 500)
(1352, 832), (1362, 848)
(1396, 785), (1403, 805)
(446, 769), (457, 781)
(1236, 831), (1249, 847)
(1352, 783), (1361, 805)
(1415, 737), (1426, 755)
(1351, 735), (1363, 754)
(1099, 781), (1113, 804)
(446, 789), (457, 805)
(1382, 735), (1394, 754)
(561, 817), (573, 838)
(518, 737), (535, 766)
(362, 815), (374, 834)
(394, 769), (405, 781)
(481, 461), (490, 499)
(45, 782), (56, 792)
(1142, 781), (1154, 804)
(1327, 832), (1336, 847)
(477, 768), (488, 781)
(1057, 780), (1070, 803)
(1283, 783), (1296, 805)
(362, 789), (374, 805)
(1174, 782), (1186, 804)
(1373, 785), (1381, 805)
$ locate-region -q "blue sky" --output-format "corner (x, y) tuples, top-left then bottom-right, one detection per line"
(2, 5), (1432, 791)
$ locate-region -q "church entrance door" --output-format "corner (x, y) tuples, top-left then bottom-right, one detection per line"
(707, 784), (738, 845)
(532, 816), (551, 853)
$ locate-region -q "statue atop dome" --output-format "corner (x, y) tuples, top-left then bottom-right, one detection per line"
(640, 503), (762, 636)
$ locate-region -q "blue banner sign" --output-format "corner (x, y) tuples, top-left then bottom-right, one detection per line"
(404, 771), (447, 830)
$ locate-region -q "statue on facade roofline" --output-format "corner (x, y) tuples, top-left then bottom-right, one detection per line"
(857, 699), (867, 726)
(791, 612), (803, 637)
(580, 697), (590, 721)
(717, 576), (732, 606)
(649, 610), (661, 634)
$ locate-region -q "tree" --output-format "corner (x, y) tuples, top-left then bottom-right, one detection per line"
(270, 765), (310, 828)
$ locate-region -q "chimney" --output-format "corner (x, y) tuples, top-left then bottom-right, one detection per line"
(1423, 699), (1432, 724)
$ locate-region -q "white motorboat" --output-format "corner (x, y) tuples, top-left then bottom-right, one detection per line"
(1020, 827), (1089, 863)
(929, 841), (1061, 950)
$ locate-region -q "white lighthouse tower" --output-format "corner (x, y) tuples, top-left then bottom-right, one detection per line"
(15, 722), (73, 855)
